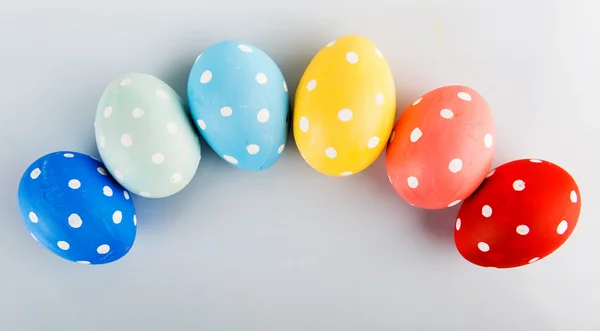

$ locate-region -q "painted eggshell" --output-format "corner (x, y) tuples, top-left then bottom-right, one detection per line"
(454, 159), (581, 269)
(386, 85), (495, 209)
(293, 35), (396, 177)
(17, 151), (137, 265)
(95, 73), (201, 199)
(187, 41), (289, 170)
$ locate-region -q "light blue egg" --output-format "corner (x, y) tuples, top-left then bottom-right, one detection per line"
(17, 151), (137, 265)
(187, 41), (290, 171)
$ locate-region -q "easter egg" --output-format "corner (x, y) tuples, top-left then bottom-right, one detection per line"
(187, 41), (289, 170)
(95, 73), (201, 198)
(17, 151), (137, 265)
(293, 35), (396, 176)
(454, 159), (581, 269)
(386, 85), (495, 209)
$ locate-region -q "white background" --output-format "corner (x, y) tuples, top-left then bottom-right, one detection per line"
(1, 0), (598, 330)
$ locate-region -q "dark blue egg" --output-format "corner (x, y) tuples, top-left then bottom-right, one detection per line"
(17, 151), (137, 265)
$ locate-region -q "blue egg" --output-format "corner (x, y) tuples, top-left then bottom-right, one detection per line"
(17, 151), (137, 265)
(187, 41), (290, 171)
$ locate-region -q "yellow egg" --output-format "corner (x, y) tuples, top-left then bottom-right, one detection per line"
(293, 35), (396, 176)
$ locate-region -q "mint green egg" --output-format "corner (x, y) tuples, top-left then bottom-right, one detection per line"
(94, 73), (201, 199)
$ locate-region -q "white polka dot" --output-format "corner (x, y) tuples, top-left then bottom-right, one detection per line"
(407, 176), (419, 188)
(98, 135), (106, 148)
(376, 93), (385, 105)
(152, 153), (165, 164)
(139, 191), (151, 197)
(283, 81), (288, 92)
(278, 144), (285, 154)
(195, 54), (202, 63)
(484, 133), (493, 148)
(326, 40), (336, 47)
(375, 48), (383, 58)
(530, 159), (542, 163)
(197, 119), (206, 130)
(478, 242), (490, 252)
(103, 186), (113, 197)
(112, 210), (122, 224)
(516, 225), (530, 235)
(570, 190), (578, 203)
(200, 70), (212, 83)
(114, 170), (123, 180)
(368, 136), (380, 148)
(31, 233), (38, 241)
(388, 175), (392, 183)
(557, 220), (568, 234)
(120, 78), (132, 86)
(64, 153), (74, 158)
(133, 215), (137, 226)
(170, 173), (182, 183)
(30, 168), (41, 179)
(68, 213), (82, 228)
(389, 131), (395, 142)
(131, 107), (144, 118)
(120, 134), (133, 147)
(486, 169), (495, 178)
(341, 171), (353, 176)
(77, 261), (90, 265)
(238, 44), (253, 53)
(457, 92), (472, 101)
(439, 109), (454, 119)
(29, 212), (38, 223)
(246, 144), (260, 155)
(455, 218), (461, 231)
(325, 147), (337, 159)
(299, 116), (309, 132)
(412, 97), (423, 106)
(448, 200), (461, 207)
(57, 241), (70, 250)
(482, 205), (492, 218)
(166, 122), (178, 133)
(156, 90), (168, 98)
(513, 180), (526, 191)
(124, 191), (130, 200)
(97, 244), (110, 254)
(257, 108), (270, 123)
(256, 73), (268, 84)
(410, 128), (422, 142)
(307, 79), (317, 91)
(449, 158), (463, 173)
(223, 155), (238, 164)
(338, 109), (353, 122)
(68, 179), (81, 189)
(346, 52), (359, 64)
(220, 107), (233, 117)
(529, 257), (540, 264)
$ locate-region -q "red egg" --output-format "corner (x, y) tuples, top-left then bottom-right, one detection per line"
(454, 159), (581, 269)
(386, 85), (495, 209)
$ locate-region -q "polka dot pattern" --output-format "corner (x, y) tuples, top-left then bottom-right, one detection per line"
(187, 41), (289, 171)
(293, 35), (395, 177)
(95, 73), (202, 199)
(18, 151), (137, 265)
(386, 85), (495, 209)
(454, 158), (581, 269)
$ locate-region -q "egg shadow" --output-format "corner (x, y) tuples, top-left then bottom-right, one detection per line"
(416, 205), (460, 248)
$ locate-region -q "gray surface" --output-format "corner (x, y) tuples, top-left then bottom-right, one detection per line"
(1, 0), (599, 330)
